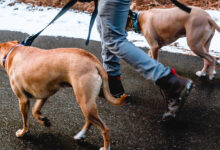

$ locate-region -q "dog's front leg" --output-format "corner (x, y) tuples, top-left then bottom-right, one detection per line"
(148, 48), (159, 59)
(148, 50), (152, 58)
(16, 97), (30, 137)
(147, 40), (160, 60)
(144, 30), (160, 60)
(151, 46), (160, 60)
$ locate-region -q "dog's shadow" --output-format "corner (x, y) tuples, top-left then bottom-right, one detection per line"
(20, 132), (99, 150)
(195, 76), (220, 96)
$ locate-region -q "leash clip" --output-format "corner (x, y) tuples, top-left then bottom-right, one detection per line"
(22, 36), (34, 46)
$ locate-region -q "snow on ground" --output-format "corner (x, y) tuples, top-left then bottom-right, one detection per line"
(0, 0), (220, 62)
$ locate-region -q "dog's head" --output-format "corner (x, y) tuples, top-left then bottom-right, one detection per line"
(0, 41), (19, 67)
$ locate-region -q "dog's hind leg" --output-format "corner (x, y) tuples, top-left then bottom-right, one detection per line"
(205, 29), (216, 78)
(32, 98), (51, 127)
(196, 27), (216, 79)
(187, 25), (216, 80)
(196, 58), (208, 77)
(74, 119), (92, 140)
(72, 73), (110, 150)
(190, 44), (215, 80)
(88, 110), (110, 150)
(16, 96), (30, 137)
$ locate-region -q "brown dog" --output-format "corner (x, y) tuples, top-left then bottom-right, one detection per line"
(127, 6), (220, 80)
(0, 41), (127, 150)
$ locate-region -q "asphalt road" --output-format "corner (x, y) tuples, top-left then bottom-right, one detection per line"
(0, 30), (219, 150)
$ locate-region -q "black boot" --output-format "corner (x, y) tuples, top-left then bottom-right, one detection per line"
(99, 75), (125, 98)
(156, 69), (193, 120)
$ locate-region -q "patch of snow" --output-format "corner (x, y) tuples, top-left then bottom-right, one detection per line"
(0, 0), (219, 63)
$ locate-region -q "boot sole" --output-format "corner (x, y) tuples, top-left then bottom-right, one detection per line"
(178, 79), (194, 112)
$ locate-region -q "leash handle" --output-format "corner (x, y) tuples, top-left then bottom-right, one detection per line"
(170, 0), (191, 13)
(22, 0), (78, 46)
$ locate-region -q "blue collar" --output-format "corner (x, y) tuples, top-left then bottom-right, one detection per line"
(130, 11), (140, 33)
(3, 44), (23, 67)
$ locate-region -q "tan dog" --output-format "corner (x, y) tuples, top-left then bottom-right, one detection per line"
(0, 41), (127, 150)
(127, 6), (220, 80)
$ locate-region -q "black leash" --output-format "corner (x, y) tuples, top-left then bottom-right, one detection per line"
(85, 0), (98, 45)
(170, 0), (191, 13)
(21, 0), (188, 46)
(22, 0), (98, 46)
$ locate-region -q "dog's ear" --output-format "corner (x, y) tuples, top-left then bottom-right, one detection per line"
(0, 41), (19, 52)
(9, 41), (19, 45)
(130, 2), (137, 11)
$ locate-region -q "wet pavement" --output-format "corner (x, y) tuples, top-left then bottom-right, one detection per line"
(0, 30), (219, 150)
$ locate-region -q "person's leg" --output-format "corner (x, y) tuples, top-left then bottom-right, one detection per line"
(97, 15), (125, 97)
(97, 16), (121, 76)
(97, 0), (194, 120)
(98, 0), (170, 82)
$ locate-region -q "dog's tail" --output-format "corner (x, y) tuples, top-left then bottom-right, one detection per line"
(96, 64), (127, 106)
(208, 17), (220, 32)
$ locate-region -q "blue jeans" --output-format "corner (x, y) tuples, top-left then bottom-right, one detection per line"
(96, 0), (170, 81)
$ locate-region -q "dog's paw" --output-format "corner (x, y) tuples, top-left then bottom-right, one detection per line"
(213, 69), (217, 75)
(99, 146), (110, 150)
(208, 69), (216, 80)
(196, 71), (206, 77)
(209, 75), (215, 80)
(74, 130), (87, 140)
(41, 117), (51, 127)
(16, 129), (27, 137)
